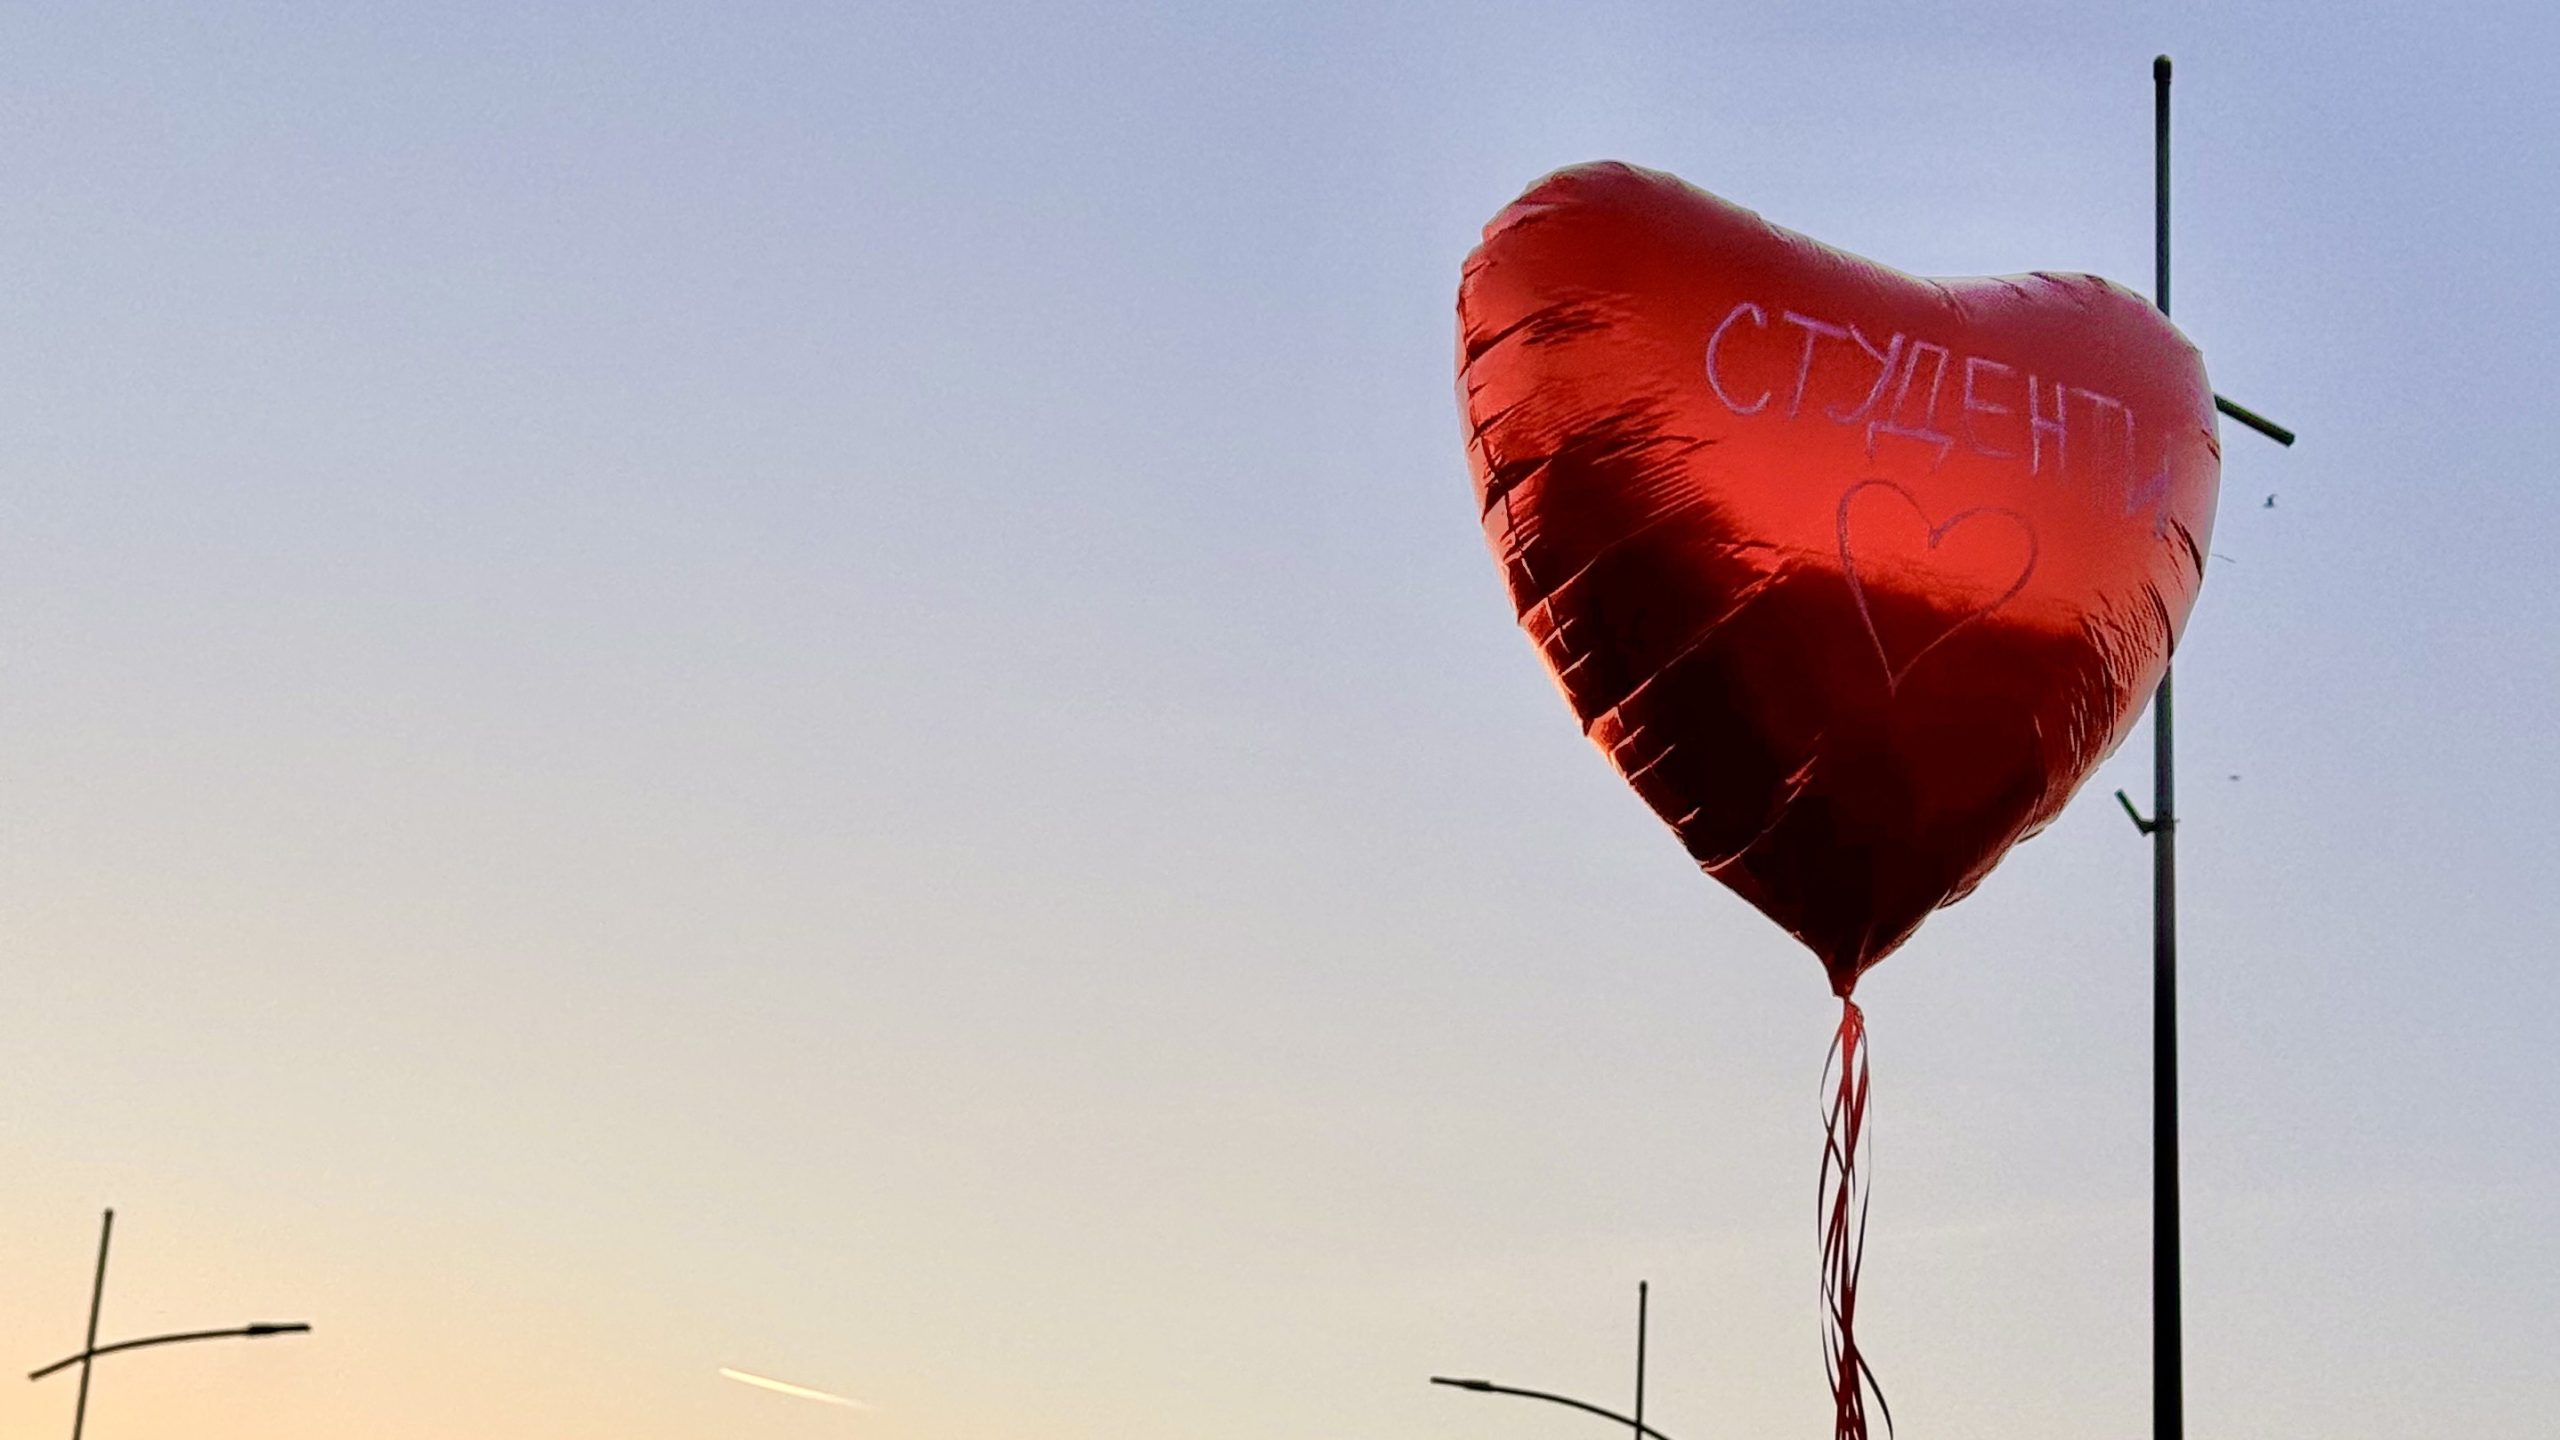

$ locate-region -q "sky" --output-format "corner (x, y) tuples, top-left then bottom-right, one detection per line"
(2, 2), (2554, 1438)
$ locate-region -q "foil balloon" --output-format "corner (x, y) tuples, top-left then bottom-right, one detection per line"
(1455, 161), (2221, 1438)
(1459, 162), (2217, 989)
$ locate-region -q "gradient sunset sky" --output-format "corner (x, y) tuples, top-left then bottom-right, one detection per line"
(4, 3), (2554, 1438)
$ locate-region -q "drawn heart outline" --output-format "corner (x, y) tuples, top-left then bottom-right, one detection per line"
(1834, 479), (2040, 694)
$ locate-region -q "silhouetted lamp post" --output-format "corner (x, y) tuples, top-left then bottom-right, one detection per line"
(27, 1210), (312, 1440)
(1431, 1377), (1680, 1440)
(1432, 1281), (1672, 1440)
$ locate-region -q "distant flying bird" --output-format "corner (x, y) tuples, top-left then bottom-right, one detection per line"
(2211, 552), (2238, 563)
(2228, 774), (2242, 781)
(720, 1367), (872, 1409)
(2263, 494), (2277, 508)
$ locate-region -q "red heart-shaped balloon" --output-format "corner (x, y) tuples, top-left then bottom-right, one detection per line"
(1459, 163), (2220, 994)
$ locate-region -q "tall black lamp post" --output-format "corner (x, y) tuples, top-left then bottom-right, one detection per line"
(28, 1210), (313, 1440)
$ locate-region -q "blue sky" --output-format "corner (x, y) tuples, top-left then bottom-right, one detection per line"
(2, 4), (2553, 1438)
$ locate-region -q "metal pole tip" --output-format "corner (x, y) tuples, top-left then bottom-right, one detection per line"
(2154, 55), (2172, 80)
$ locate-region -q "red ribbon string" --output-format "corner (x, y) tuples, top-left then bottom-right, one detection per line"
(1821, 997), (1891, 1440)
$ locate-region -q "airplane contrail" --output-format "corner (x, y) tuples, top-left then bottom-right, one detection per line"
(719, 1366), (874, 1409)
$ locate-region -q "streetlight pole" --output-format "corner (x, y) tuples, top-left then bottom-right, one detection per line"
(1434, 1283), (1668, 1440)
(2116, 55), (2294, 1440)
(1431, 1377), (1683, 1440)
(30, 1209), (312, 1439)
(70, 1210), (111, 1440)
(29, 1325), (316, 1384)
(2150, 56), (2186, 1440)
(1633, 1280), (1649, 1440)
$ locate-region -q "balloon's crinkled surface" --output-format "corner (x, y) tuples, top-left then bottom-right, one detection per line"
(1458, 162), (2220, 994)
